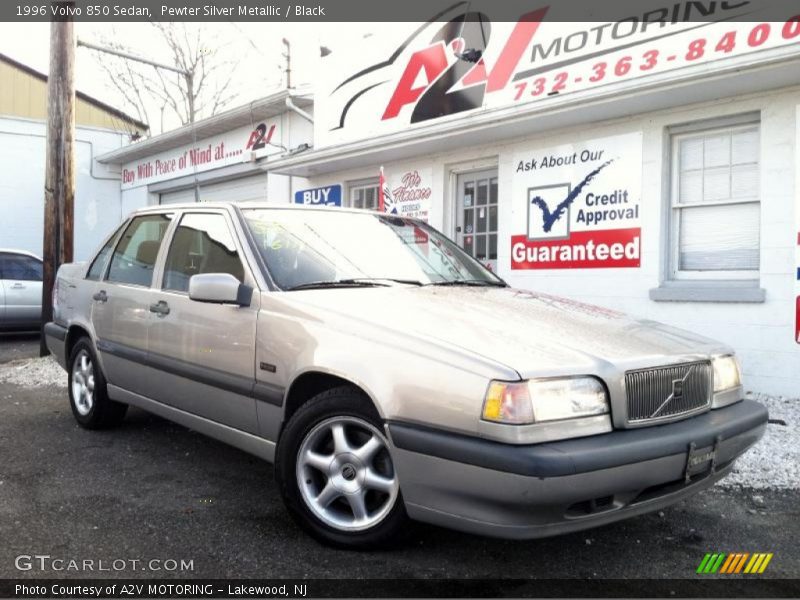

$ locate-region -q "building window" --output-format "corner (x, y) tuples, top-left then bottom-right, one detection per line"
(669, 118), (760, 280)
(348, 180), (379, 210)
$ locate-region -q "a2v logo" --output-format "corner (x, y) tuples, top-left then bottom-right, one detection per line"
(381, 8), (549, 124)
(246, 123), (276, 151)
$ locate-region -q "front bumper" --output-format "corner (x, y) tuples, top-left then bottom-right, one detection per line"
(388, 400), (767, 539)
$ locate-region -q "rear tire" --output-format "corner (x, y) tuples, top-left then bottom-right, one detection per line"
(68, 337), (127, 429)
(276, 386), (409, 549)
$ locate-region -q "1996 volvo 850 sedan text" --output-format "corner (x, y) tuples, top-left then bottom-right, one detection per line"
(44, 203), (767, 548)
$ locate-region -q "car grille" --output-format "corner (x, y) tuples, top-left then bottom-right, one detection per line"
(625, 361), (712, 423)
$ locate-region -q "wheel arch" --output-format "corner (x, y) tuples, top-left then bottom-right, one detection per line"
(65, 323), (93, 360)
(282, 369), (384, 431)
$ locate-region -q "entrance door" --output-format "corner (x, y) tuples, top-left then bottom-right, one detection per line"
(455, 169), (499, 272)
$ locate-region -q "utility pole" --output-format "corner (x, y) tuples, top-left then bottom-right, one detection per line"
(282, 38), (291, 89)
(40, 6), (75, 356)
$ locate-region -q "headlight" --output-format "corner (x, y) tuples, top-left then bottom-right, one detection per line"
(482, 377), (608, 425)
(712, 354), (743, 408)
(529, 377), (609, 422)
(712, 355), (741, 392)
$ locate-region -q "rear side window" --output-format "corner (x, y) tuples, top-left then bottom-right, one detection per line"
(86, 224), (125, 281)
(107, 214), (172, 287)
(162, 213), (244, 292)
(0, 253), (42, 281)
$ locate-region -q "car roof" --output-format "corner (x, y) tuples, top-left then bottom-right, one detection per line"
(131, 202), (408, 219)
(0, 249), (42, 261)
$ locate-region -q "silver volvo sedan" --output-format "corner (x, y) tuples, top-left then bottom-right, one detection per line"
(44, 203), (767, 548)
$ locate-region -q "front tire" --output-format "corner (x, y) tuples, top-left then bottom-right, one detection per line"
(68, 337), (127, 429)
(276, 386), (408, 549)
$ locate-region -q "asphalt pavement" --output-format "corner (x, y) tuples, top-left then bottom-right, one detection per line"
(1, 378), (798, 588)
(0, 324), (797, 596)
(0, 332), (40, 364)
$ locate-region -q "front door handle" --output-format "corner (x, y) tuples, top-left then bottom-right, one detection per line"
(149, 300), (170, 316)
(92, 290), (108, 303)
(10, 283), (24, 289)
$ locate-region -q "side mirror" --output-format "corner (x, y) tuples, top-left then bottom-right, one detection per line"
(188, 273), (252, 307)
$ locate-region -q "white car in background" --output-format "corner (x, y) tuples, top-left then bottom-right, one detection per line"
(0, 249), (43, 331)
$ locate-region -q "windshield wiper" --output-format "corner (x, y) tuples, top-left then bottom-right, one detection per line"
(286, 278), (426, 291)
(356, 277), (424, 286)
(429, 279), (507, 287)
(285, 279), (391, 291)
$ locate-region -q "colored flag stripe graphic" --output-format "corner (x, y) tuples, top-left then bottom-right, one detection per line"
(697, 553), (773, 574)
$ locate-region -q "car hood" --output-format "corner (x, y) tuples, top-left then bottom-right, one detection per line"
(283, 286), (727, 377)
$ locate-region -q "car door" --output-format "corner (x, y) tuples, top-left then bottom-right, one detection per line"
(91, 213), (174, 397)
(146, 210), (260, 434)
(0, 252), (43, 329)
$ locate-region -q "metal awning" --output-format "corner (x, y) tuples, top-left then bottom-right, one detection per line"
(97, 89), (312, 165)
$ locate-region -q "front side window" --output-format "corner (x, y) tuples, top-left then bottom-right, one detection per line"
(0, 254), (42, 281)
(87, 223), (125, 281)
(670, 120), (760, 279)
(243, 209), (503, 290)
(162, 213), (244, 292)
(107, 214), (172, 287)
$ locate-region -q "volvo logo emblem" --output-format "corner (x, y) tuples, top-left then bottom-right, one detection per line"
(341, 464), (357, 481)
(650, 366), (694, 419)
(672, 378), (684, 401)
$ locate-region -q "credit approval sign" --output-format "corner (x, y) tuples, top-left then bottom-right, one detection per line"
(510, 132), (642, 270)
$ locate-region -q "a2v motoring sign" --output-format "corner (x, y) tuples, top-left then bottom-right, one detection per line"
(511, 132), (642, 270)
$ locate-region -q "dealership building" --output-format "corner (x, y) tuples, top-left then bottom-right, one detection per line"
(0, 52), (147, 260)
(97, 90), (313, 208)
(98, 11), (800, 396)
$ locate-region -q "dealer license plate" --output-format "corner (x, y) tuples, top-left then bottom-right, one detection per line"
(684, 441), (719, 482)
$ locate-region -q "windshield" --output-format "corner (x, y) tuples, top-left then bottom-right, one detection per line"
(242, 209), (505, 290)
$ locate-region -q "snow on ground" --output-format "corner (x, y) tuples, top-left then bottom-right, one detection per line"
(718, 392), (800, 490)
(0, 356), (797, 489)
(0, 355), (66, 388)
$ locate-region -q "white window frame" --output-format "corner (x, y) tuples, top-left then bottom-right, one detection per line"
(347, 178), (380, 210)
(668, 115), (761, 281)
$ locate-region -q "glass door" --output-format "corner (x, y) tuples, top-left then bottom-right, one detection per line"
(455, 169), (499, 272)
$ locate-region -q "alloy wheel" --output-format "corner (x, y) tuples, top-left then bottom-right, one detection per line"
(296, 416), (399, 532)
(71, 350), (95, 416)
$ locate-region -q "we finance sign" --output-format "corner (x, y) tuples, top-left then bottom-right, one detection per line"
(510, 133), (642, 270)
(317, 4), (800, 147)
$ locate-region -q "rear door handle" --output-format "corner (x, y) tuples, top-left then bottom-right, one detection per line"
(149, 300), (170, 316)
(92, 290), (108, 303)
(10, 283), (24, 289)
